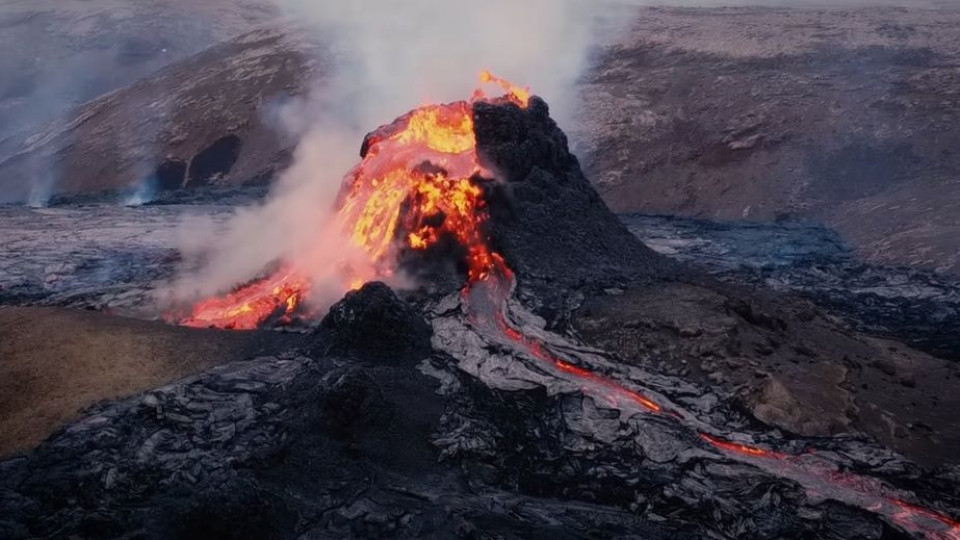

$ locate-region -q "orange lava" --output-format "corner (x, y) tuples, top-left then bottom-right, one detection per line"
(475, 70), (531, 107)
(336, 99), (495, 279)
(494, 307), (662, 413)
(181, 266), (309, 330)
(699, 433), (782, 459)
(890, 499), (960, 540)
(702, 434), (960, 539)
(180, 71), (528, 330)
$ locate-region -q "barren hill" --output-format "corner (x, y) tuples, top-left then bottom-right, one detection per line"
(2, 4), (959, 273)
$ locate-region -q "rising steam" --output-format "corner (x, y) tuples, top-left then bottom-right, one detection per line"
(164, 0), (632, 316)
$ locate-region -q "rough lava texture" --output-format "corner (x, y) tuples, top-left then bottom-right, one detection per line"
(623, 214), (960, 362)
(319, 282), (433, 363)
(573, 280), (960, 467)
(2, 99), (959, 540)
(475, 98), (678, 315)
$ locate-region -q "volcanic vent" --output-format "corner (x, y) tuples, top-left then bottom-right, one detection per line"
(166, 75), (960, 539)
(176, 72), (522, 329)
(176, 72), (665, 331)
(5, 74), (957, 539)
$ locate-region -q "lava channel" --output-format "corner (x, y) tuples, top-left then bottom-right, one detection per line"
(177, 72), (960, 539)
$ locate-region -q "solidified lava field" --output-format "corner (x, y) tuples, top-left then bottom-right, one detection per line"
(1, 92), (959, 540)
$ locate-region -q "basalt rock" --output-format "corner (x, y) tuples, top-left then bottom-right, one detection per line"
(474, 98), (678, 306)
(319, 281), (432, 362)
(2, 98), (959, 540)
(0, 314), (948, 539)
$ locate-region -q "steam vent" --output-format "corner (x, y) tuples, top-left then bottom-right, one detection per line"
(2, 80), (960, 540)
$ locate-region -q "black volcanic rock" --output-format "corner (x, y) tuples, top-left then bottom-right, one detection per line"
(2, 96), (960, 540)
(0, 345), (716, 539)
(320, 281), (432, 362)
(474, 98), (676, 303)
(2, 318), (949, 539)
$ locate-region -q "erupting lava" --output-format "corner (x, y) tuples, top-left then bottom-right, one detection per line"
(174, 72), (960, 540)
(180, 72), (530, 329)
(179, 266), (309, 330)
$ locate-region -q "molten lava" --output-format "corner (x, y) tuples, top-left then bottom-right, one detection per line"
(175, 72), (960, 540)
(475, 70), (531, 107)
(181, 72), (529, 330)
(699, 433), (782, 458)
(180, 266), (309, 330)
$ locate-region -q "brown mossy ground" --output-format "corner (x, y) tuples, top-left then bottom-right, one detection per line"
(0, 306), (299, 457)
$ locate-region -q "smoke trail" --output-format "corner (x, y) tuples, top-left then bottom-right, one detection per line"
(122, 173), (158, 207)
(164, 0), (634, 315)
(165, 124), (372, 308)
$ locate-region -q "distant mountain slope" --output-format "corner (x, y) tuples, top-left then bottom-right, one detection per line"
(574, 6), (960, 272)
(0, 0), (277, 139)
(0, 27), (321, 202)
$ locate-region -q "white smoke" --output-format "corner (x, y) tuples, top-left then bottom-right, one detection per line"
(165, 124), (376, 309)
(164, 0), (633, 314)
(281, 0), (613, 130)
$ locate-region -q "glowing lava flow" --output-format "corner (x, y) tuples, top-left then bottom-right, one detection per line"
(463, 268), (960, 539)
(466, 272), (662, 413)
(462, 267), (960, 539)
(700, 434), (960, 540)
(179, 73), (530, 330)
(176, 72), (960, 539)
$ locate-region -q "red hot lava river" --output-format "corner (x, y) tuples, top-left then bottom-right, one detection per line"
(177, 73), (960, 539)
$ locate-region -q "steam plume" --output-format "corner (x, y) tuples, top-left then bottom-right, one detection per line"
(165, 0), (632, 314)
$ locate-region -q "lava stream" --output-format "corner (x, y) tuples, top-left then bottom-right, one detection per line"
(180, 266), (309, 330)
(177, 71), (959, 539)
(461, 268), (960, 539)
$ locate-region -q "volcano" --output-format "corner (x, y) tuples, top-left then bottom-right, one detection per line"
(2, 76), (959, 540)
(176, 72), (661, 331)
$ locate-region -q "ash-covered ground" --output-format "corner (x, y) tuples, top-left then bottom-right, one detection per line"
(1, 99), (959, 539)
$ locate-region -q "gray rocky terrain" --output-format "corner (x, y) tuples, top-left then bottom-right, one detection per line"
(0, 27), (319, 204)
(0, 0), (276, 140)
(577, 6), (960, 273)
